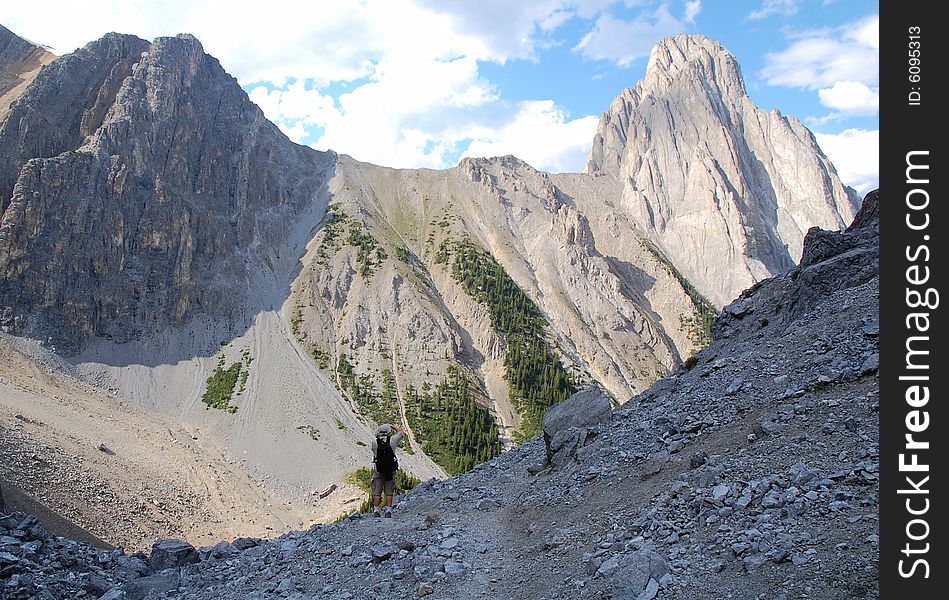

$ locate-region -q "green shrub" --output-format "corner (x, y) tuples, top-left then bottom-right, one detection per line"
(201, 361), (242, 411)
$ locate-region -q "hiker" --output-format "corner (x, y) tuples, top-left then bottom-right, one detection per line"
(371, 423), (403, 517)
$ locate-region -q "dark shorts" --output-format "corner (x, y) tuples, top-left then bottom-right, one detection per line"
(371, 472), (395, 496)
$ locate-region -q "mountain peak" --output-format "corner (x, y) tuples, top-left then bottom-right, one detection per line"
(642, 33), (745, 98)
(585, 34), (858, 308)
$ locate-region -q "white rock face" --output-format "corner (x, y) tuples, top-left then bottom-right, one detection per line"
(586, 34), (861, 307)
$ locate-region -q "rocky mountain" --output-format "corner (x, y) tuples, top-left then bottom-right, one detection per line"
(0, 190), (880, 599)
(0, 31), (332, 353)
(587, 34), (861, 307)
(0, 25), (865, 546)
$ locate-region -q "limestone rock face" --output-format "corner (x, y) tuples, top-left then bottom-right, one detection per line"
(587, 34), (861, 307)
(0, 33), (332, 353)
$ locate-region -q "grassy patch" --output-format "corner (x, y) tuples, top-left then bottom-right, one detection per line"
(336, 356), (401, 426)
(290, 305), (303, 337)
(202, 358), (241, 413)
(347, 467), (422, 513)
(314, 204), (388, 279)
(297, 424), (320, 441)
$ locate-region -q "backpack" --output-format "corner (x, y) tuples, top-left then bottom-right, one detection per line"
(375, 434), (398, 479)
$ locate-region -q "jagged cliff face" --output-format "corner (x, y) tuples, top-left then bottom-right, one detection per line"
(0, 31), (333, 353)
(587, 34), (861, 307)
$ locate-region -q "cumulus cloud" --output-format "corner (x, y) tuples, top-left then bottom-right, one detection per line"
(414, 0), (574, 61)
(307, 53), (499, 168)
(760, 13), (878, 90)
(817, 81), (878, 116)
(814, 128), (879, 196)
(574, 4), (688, 66)
(747, 0), (799, 20)
(683, 1), (702, 23)
(462, 101), (600, 172)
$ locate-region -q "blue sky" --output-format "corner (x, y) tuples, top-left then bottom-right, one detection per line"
(2, 0), (879, 193)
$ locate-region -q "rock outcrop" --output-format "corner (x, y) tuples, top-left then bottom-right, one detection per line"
(542, 386), (612, 467)
(587, 34), (861, 307)
(0, 33), (333, 354)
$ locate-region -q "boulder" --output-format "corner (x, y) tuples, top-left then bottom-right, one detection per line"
(543, 386), (612, 467)
(611, 548), (671, 598)
(149, 539), (199, 571)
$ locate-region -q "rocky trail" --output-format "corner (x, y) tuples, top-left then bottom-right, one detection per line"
(1, 192), (879, 599)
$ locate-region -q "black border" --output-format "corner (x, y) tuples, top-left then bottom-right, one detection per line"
(880, 1), (944, 596)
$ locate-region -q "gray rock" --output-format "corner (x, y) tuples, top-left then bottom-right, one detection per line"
(351, 553), (373, 567)
(690, 451), (708, 468)
(637, 577), (660, 600)
(597, 555), (620, 576)
(589, 36), (858, 309)
(743, 553), (769, 571)
(439, 537), (459, 550)
(543, 386), (612, 466)
(761, 490), (784, 508)
(0, 32), (334, 353)
(149, 539), (199, 571)
(443, 560), (466, 575)
(120, 572), (180, 599)
(725, 378), (743, 395)
(417, 581), (435, 597)
(860, 353), (879, 374)
(205, 540), (238, 560)
(371, 545), (396, 562)
(610, 548), (670, 598)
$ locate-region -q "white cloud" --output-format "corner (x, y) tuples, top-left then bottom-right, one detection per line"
(574, 4), (687, 66)
(817, 81), (878, 116)
(414, 0), (575, 61)
(307, 52), (499, 168)
(760, 14), (878, 90)
(814, 128), (878, 196)
(747, 0), (799, 21)
(2, 0), (495, 85)
(463, 101), (600, 172)
(683, 1), (702, 23)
